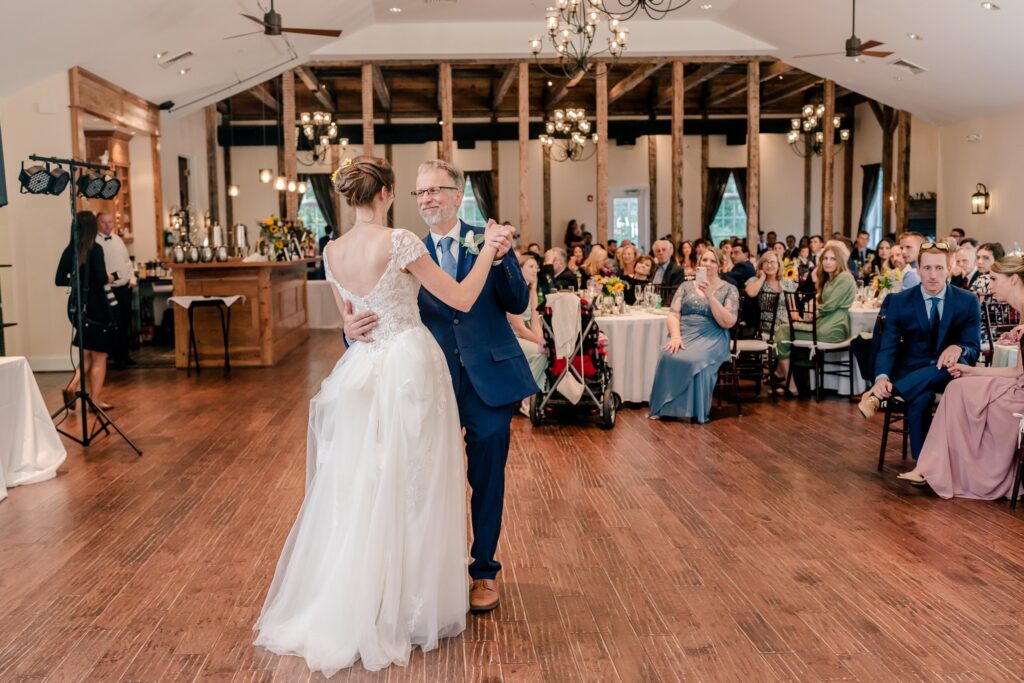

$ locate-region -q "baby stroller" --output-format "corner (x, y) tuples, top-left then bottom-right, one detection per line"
(529, 292), (619, 429)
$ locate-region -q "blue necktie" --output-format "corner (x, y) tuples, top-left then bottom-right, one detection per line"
(928, 296), (941, 348)
(439, 236), (458, 279)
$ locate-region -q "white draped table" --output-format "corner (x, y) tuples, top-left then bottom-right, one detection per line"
(594, 309), (669, 403)
(813, 303), (880, 396)
(0, 357), (66, 502)
(993, 343), (1020, 369)
(307, 281), (343, 330)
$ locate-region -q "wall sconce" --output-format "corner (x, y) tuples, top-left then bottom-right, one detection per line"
(971, 183), (990, 214)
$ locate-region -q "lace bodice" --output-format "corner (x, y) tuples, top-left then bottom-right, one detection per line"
(325, 229), (429, 346)
(670, 280), (739, 322)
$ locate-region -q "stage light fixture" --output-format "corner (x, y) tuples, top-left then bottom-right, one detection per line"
(18, 164), (51, 194)
(100, 174), (121, 199)
(77, 171), (105, 198)
(48, 166), (70, 195)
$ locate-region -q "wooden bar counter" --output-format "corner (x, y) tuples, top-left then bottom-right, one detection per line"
(170, 259), (316, 369)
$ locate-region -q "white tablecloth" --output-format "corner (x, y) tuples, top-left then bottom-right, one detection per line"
(595, 310), (669, 403)
(307, 281), (343, 330)
(0, 357), (66, 502)
(168, 295), (245, 310)
(994, 343), (1020, 369)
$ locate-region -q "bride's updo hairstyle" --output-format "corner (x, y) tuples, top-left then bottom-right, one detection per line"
(333, 156), (394, 207)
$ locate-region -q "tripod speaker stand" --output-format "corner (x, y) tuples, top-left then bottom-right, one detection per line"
(35, 153), (142, 456)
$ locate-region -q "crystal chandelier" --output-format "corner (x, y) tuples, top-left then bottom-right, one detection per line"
(539, 108), (599, 162)
(590, 0), (695, 21)
(298, 111), (338, 164)
(786, 103), (850, 158)
(528, 0), (630, 79)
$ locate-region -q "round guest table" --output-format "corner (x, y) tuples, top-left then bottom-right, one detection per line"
(594, 309), (669, 404)
(0, 357), (66, 502)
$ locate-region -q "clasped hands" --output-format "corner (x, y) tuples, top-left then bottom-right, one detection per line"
(482, 220), (514, 258)
(870, 344), (965, 399)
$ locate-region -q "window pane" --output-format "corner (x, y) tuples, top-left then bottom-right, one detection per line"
(709, 173), (747, 246)
(458, 178), (487, 226)
(298, 185), (328, 238)
(612, 197), (640, 244)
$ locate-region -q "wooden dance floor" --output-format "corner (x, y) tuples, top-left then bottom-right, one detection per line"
(4, 330), (1024, 681)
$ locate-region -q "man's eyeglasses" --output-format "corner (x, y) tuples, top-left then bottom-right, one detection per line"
(410, 186), (459, 199)
(921, 241), (951, 251)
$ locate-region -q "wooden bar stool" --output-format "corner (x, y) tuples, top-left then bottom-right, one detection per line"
(169, 295), (245, 378)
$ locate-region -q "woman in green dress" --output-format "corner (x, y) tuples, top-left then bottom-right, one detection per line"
(776, 244), (856, 395)
(508, 253), (547, 414)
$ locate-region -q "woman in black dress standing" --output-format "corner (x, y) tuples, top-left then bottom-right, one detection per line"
(55, 211), (115, 410)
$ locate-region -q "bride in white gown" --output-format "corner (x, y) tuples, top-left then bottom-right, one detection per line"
(253, 157), (508, 675)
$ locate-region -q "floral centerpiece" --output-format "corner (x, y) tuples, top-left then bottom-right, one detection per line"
(258, 215), (314, 261)
(871, 268), (902, 295)
(782, 257), (798, 282)
(595, 275), (626, 296)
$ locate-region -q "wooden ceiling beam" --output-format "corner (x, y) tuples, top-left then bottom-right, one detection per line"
(295, 66), (335, 112)
(656, 61), (732, 106)
(761, 75), (820, 106)
(608, 62), (666, 105)
(249, 83), (279, 112)
(707, 61), (792, 106)
(371, 65), (392, 112)
(546, 68), (589, 110)
(491, 65), (518, 111)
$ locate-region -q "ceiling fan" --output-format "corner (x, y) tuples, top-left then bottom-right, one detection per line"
(225, 0), (343, 40)
(793, 0), (893, 60)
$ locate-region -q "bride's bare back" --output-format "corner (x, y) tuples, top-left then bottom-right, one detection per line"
(325, 224), (394, 298)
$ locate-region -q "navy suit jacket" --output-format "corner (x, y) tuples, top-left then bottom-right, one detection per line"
(419, 220), (538, 407)
(874, 284), (981, 382)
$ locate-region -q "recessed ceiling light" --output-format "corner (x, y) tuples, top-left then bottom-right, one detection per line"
(893, 75), (903, 81)
(981, 1), (999, 9)
(907, 32), (922, 40)
(179, 68), (190, 76)
(547, 80), (553, 86)
(389, 6), (402, 12)
(154, 52), (166, 59)
(700, 3), (713, 8)
(778, 75), (784, 80)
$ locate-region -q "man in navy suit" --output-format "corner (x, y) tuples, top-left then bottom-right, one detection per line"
(859, 244), (981, 460)
(344, 160), (536, 613)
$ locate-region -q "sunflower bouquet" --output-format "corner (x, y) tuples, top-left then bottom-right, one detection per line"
(595, 275), (626, 296)
(782, 261), (798, 281)
(258, 215), (313, 261)
(871, 268), (902, 294)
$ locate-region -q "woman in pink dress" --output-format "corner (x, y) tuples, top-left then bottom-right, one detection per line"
(899, 255), (1024, 499)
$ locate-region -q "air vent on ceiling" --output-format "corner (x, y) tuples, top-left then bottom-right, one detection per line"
(890, 58), (927, 75)
(424, 0), (458, 4)
(158, 51), (194, 69)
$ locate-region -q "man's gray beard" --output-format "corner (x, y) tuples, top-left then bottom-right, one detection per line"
(420, 207), (457, 228)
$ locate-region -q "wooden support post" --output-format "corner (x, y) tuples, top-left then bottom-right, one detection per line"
(543, 147), (551, 249)
(745, 60), (760, 249)
(204, 105), (220, 223)
(648, 134), (658, 240)
(821, 79), (835, 237)
(361, 64), (374, 156)
(330, 142), (345, 234)
(385, 114), (394, 227)
(518, 63), (530, 245)
(842, 107), (855, 237)
(670, 60), (684, 245)
(803, 149), (812, 235)
(282, 70), (297, 220)
(151, 135), (163, 254)
(439, 63), (454, 163)
(896, 110), (911, 234)
(596, 63), (609, 245)
(491, 131), (501, 221)
(223, 142), (233, 229)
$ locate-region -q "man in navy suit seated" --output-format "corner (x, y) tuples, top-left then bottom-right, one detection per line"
(859, 243), (981, 460)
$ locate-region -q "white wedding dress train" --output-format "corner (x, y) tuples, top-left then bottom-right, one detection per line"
(254, 229), (468, 675)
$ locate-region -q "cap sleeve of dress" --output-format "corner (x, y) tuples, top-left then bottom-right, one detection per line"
(393, 229), (429, 271)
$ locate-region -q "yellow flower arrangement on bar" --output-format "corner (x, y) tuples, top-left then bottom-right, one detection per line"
(258, 215), (313, 261)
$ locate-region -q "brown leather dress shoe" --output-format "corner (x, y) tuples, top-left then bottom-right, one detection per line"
(858, 392), (880, 419)
(469, 579), (499, 613)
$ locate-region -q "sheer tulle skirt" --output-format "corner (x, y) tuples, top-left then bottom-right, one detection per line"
(254, 325), (468, 675)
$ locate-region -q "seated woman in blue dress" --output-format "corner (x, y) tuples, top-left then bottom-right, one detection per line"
(648, 246), (739, 422)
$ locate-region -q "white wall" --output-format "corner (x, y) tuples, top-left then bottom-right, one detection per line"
(0, 71), (76, 368)
(936, 109), (1024, 250)
(128, 133), (157, 262)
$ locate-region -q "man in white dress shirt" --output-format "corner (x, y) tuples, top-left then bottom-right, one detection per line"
(96, 212), (135, 367)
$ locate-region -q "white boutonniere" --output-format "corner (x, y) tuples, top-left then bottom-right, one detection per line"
(459, 230), (486, 255)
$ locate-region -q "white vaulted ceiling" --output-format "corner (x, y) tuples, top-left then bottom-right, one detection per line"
(0, 0), (1021, 124)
